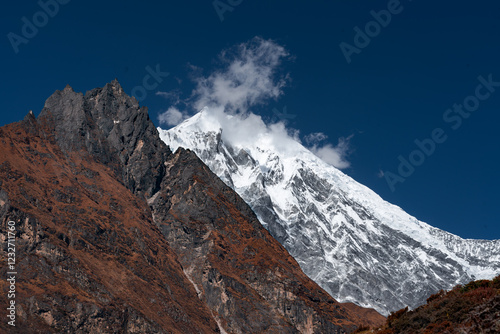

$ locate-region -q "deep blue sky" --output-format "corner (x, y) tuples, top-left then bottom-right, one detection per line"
(1, 1), (499, 240)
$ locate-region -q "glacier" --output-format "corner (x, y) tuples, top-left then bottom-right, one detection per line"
(158, 107), (500, 315)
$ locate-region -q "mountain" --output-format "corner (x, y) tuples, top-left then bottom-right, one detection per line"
(159, 107), (500, 316)
(366, 275), (500, 333)
(0, 81), (384, 333)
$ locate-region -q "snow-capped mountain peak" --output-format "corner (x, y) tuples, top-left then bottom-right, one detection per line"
(159, 108), (500, 315)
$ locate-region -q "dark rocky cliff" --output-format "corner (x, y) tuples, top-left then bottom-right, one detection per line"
(39, 80), (170, 198)
(0, 81), (384, 333)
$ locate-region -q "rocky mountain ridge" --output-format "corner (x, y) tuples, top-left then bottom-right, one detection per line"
(0, 81), (384, 333)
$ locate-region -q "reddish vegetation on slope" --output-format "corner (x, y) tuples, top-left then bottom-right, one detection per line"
(355, 276), (500, 334)
(0, 117), (219, 333)
(341, 303), (390, 329)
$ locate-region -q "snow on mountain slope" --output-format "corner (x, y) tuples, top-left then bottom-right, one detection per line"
(158, 107), (500, 316)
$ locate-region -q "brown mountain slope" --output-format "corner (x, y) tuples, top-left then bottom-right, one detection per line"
(0, 81), (384, 333)
(357, 276), (500, 334)
(150, 147), (385, 333)
(0, 110), (219, 333)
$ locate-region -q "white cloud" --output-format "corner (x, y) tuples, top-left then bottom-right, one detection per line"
(157, 36), (290, 129)
(308, 135), (353, 169)
(169, 103), (295, 158)
(158, 107), (189, 126)
(192, 37), (290, 113)
(186, 106), (352, 170)
(156, 90), (181, 104)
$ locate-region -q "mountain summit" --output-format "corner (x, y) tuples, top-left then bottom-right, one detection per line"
(159, 107), (500, 316)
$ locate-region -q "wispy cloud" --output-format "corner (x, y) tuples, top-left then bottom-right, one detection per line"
(192, 37), (290, 113)
(304, 132), (328, 146)
(307, 134), (353, 169)
(156, 90), (182, 104)
(158, 106), (189, 126)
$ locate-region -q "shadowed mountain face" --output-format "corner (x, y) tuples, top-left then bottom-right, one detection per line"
(0, 81), (384, 333)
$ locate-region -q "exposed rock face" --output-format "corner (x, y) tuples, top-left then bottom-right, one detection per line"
(40, 80), (170, 198)
(0, 109), (218, 333)
(0, 81), (384, 333)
